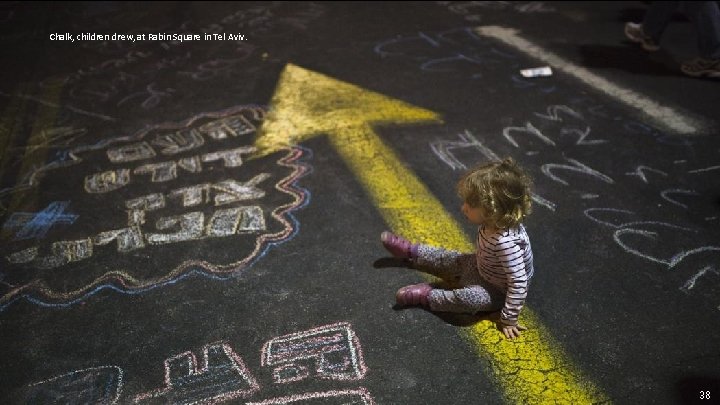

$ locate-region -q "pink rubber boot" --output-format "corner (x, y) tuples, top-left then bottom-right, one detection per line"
(381, 231), (418, 259)
(396, 283), (432, 307)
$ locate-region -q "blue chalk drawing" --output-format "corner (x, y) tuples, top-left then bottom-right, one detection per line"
(26, 366), (123, 404)
(3, 201), (78, 240)
(134, 342), (260, 404)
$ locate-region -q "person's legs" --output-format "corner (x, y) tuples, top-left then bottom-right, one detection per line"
(381, 231), (474, 281)
(642, 1), (681, 40)
(394, 242), (479, 307)
(413, 244), (474, 282)
(624, 22), (661, 51)
(682, 1), (720, 59)
(679, 2), (720, 77)
(625, 1), (679, 51)
(397, 245), (506, 313)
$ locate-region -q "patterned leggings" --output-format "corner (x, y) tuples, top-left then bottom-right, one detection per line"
(414, 244), (506, 314)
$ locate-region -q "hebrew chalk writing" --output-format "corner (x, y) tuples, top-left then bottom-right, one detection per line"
(0, 105), (310, 311)
(430, 130), (556, 211)
(625, 166), (668, 184)
(429, 100), (719, 308)
(374, 27), (519, 79)
(25, 322), (373, 404)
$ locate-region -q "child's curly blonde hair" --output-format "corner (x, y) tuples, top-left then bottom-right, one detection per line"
(457, 158), (533, 229)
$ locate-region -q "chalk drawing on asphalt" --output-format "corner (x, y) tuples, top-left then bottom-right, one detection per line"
(0, 105), (311, 311)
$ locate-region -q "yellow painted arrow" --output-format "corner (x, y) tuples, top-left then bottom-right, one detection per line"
(255, 64), (607, 404)
(2, 81), (65, 217)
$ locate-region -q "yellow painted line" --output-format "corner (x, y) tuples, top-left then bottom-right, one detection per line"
(0, 84), (33, 220)
(474, 25), (703, 135)
(0, 85), (31, 186)
(7, 80), (65, 215)
(255, 64), (608, 404)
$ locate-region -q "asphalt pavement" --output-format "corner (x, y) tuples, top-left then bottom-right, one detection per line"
(1, 2), (719, 404)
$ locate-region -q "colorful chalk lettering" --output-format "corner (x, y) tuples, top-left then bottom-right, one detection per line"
(25, 322), (371, 404)
(0, 105), (311, 311)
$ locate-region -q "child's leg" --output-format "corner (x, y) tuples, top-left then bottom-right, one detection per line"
(381, 231), (472, 282)
(426, 258), (506, 313)
(428, 284), (505, 314)
(413, 244), (476, 282)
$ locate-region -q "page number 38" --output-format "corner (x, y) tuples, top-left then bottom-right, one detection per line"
(701, 391), (711, 400)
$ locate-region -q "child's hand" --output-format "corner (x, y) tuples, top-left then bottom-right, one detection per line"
(488, 312), (528, 339)
(501, 324), (527, 340)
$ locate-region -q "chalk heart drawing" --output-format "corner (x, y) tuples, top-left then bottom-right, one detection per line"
(583, 208), (719, 270)
(0, 105), (309, 309)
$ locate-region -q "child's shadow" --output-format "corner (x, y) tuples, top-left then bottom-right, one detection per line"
(373, 257), (500, 327)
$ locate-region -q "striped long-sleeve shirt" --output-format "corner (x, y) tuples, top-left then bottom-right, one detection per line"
(476, 224), (534, 326)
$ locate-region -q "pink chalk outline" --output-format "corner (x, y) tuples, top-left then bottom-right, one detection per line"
(261, 322), (367, 384)
(246, 388), (376, 405)
(133, 342), (260, 404)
